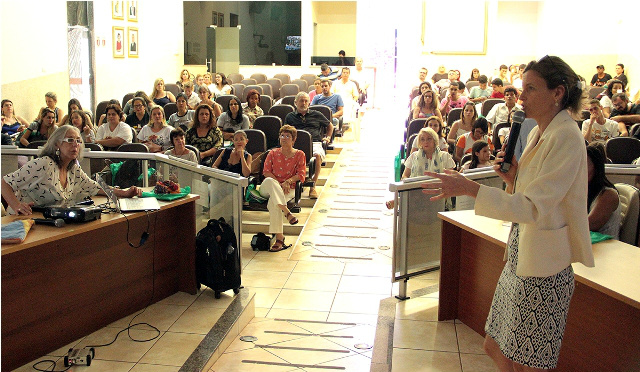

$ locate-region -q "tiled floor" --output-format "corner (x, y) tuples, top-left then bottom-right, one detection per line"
(14, 108), (496, 371)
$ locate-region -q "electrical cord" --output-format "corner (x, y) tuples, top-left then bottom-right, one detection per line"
(31, 211), (160, 371)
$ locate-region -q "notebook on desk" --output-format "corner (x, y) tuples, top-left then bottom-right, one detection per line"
(94, 174), (160, 212)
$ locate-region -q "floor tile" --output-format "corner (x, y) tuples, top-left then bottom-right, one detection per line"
(191, 289), (240, 308)
(255, 307), (270, 317)
(391, 348), (462, 372)
(317, 352), (373, 372)
(129, 363), (181, 372)
(73, 327), (160, 363)
(252, 287), (282, 308)
(343, 262), (392, 277)
(395, 296), (439, 321)
(456, 322), (486, 355)
(244, 258), (298, 272)
(459, 353), (497, 372)
(212, 347), (294, 372)
(168, 306), (226, 334)
(327, 312), (379, 326)
(156, 291), (201, 306)
(331, 292), (387, 315)
(393, 320), (458, 352)
(265, 308), (329, 322)
(107, 304), (188, 331)
(241, 269), (292, 288)
(271, 289), (336, 312)
(338, 275), (393, 295)
(138, 332), (205, 366)
(283, 272), (341, 291)
(292, 260), (346, 275)
(262, 335), (354, 366)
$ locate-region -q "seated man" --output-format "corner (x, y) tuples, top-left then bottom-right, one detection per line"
(439, 82), (469, 116)
(431, 65), (448, 84)
(285, 92), (333, 199)
(591, 65), (612, 87)
(582, 99), (627, 143)
(610, 93), (640, 131)
(455, 117), (493, 164)
(468, 75), (492, 103)
(486, 86), (522, 132)
(96, 104), (133, 150)
(435, 70), (458, 92)
(350, 57), (371, 106)
(331, 67), (359, 123)
(317, 63), (339, 81)
(183, 81), (201, 109)
(311, 80), (344, 132)
(496, 64), (509, 84)
(490, 78), (505, 98)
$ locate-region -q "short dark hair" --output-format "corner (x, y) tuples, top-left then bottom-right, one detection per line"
(504, 86), (519, 97)
(478, 75), (488, 84)
(170, 127), (186, 145)
(616, 63), (624, 70)
(105, 103), (124, 121)
(339, 50), (345, 56)
(589, 99), (602, 106)
(176, 92), (188, 102)
(457, 81), (465, 90)
(472, 117), (489, 133)
(245, 89), (260, 102)
(605, 79), (625, 98)
(500, 64), (508, 70)
(491, 78), (503, 86)
(320, 63), (330, 71)
(612, 92), (628, 103)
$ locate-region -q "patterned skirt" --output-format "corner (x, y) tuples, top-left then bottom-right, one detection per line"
(485, 223), (575, 369)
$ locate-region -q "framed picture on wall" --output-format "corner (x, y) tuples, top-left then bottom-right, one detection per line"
(127, 1), (138, 22)
(128, 27), (138, 58)
(212, 11), (218, 26)
(112, 1), (124, 20)
(113, 26), (125, 58)
(219, 13), (224, 27)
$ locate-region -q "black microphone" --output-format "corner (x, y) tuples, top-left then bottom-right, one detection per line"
(33, 218), (66, 227)
(500, 111), (526, 173)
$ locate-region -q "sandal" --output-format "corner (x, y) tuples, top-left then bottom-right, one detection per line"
(270, 239), (291, 252)
(285, 212), (298, 225)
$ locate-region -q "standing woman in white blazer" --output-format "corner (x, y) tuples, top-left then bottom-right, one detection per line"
(423, 55), (594, 372)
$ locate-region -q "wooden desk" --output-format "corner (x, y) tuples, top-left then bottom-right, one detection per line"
(1, 195), (199, 371)
(438, 210), (640, 372)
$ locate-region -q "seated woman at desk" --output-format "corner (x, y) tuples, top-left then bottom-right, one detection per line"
(587, 142), (621, 239)
(212, 130), (252, 177)
(2, 125), (140, 215)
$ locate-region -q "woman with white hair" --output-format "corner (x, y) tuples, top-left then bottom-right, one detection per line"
(2, 125), (140, 215)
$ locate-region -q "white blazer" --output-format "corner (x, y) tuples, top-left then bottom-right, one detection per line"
(475, 110), (595, 277)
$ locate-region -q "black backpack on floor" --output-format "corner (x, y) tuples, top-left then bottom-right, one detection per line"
(195, 217), (242, 298)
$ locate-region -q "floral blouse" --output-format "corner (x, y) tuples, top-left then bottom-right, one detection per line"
(263, 148), (306, 191)
(241, 103), (264, 127)
(185, 126), (223, 154)
(3, 157), (100, 207)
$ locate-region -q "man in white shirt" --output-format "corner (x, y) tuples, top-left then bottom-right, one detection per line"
(331, 67), (359, 123)
(350, 57), (371, 106)
(486, 86), (522, 132)
(582, 99), (627, 143)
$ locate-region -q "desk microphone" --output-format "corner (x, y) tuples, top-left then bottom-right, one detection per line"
(499, 111), (526, 173)
(33, 218), (66, 227)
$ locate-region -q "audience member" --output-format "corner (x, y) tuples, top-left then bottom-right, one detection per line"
(137, 106), (174, 152)
(176, 69), (191, 91)
(410, 82), (433, 111)
(511, 64), (526, 89)
(455, 117), (493, 163)
(164, 127), (198, 182)
(186, 103), (223, 166)
(122, 91), (152, 116)
(258, 125), (306, 252)
(431, 65), (448, 84)
(242, 89), (264, 127)
(1, 99), (29, 137)
(285, 92), (333, 199)
(334, 50), (348, 66)
(590, 65), (612, 87)
(124, 97), (150, 128)
(351, 57), (371, 105)
(583, 99), (627, 143)
(3, 125), (140, 215)
(194, 74), (205, 94)
(514, 118), (538, 160)
(413, 89), (443, 121)
(203, 72), (213, 89)
(44, 91), (63, 124)
(467, 68), (480, 84)
(411, 116), (447, 153)
(610, 93), (640, 126)
(197, 86), (223, 118)
(461, 140), (493, 172)
(217, 96), (249, 140)
(435, 70), (458, 92)
(211, 73), (232, 97)
(417, 67), (428, 87)
(439, 82), (469, 116)
(613, 63), (628, 88)
(150, 78), (176, 107)
(586, 142), (621, 239)
(469, 75), (492, 103)
(486, 86), (522, 131)
(490, 78), (505, 98)
(183, 81), (201, 109)
(59, 98), (92, 126)
(95, 99), (122, 127)
(95, 104), (132, 150)
(212, 130), (252, 177)
(447, 102), (477, 147)
(600, 79), (625, 118)
(168, 93), (195, 131)
(309, 79), (323, 101)
(318, 63), (339, 81)
(70, 110), (95, 143)
(311, 80), (344, 128)
(496, 64), (509, 83)
(332, 67), (359, 122)
(19, 107), (58, 148)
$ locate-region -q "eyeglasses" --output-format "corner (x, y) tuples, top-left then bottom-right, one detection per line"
(61, 138), (83, 144)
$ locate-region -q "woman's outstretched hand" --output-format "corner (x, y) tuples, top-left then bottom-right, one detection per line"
(421, 169), (480, 201)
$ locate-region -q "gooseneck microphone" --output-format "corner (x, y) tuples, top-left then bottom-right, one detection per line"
(499, 111), (527, 173)
(33, 218), (66, 227)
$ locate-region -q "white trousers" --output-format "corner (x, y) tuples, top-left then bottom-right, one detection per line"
(258, 177), (290, 234)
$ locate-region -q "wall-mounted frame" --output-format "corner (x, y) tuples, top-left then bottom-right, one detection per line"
(112, 1), (124, 20)
(113, 26), (125, 58)
(128, 27), (138, 58)
(127, 1), (138, 22)
(212, 11), (218, 26)
(219, 13), (224, 27)
(421, 1), (488, 55)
